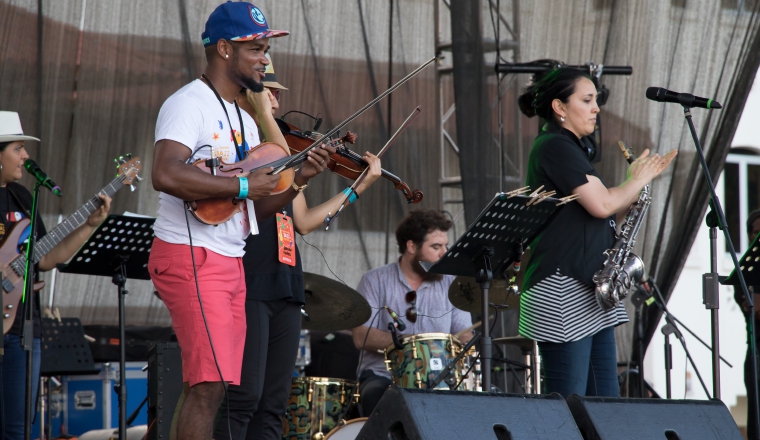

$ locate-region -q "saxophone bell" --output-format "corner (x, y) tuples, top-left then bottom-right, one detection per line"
(621, 254), (645, 288)
(594, 254), (645, 311)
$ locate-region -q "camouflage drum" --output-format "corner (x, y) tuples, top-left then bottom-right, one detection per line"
(282, 377), (357, 440)
(383, 333), (466, 390)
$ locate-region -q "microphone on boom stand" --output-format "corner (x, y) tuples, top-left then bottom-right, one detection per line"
(645, 87), (722, 109)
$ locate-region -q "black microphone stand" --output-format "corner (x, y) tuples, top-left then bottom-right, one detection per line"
(630, 289), (648, 397)
(646, 280), (733, 368)
(0, 271), (5, 440)
(661, 321), (680, 399)
(21, 182), (41, 440)
(705, 201), (722, 400)
(113, 256), (129, 440)
(680, 102), (758, 428)
(653, 307), (711, 398)
(388, 322), (403, 350)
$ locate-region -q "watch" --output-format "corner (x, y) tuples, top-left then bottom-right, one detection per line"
(291, 180), (309, 192)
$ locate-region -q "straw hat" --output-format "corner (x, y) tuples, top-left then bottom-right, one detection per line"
(0, 111), (40, 143)
(263, 53), (288, 90)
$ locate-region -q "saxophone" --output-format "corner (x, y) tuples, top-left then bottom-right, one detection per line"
(593, 141), (650, 311)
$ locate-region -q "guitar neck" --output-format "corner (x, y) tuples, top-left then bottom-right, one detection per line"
(10, 174), (127, 273)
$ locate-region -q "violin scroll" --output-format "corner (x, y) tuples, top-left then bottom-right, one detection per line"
(343, 132), (358, 144)
(393, 181), (424, 204)
(279, 118), (424, 205)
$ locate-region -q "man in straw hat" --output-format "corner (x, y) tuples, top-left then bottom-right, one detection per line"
(149, 3), (332, 439)
(0, 111), (111, 440)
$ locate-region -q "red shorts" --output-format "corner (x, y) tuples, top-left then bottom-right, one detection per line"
(149, 237), (246, 386)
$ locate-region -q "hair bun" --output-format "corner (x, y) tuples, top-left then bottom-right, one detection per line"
(517, 91), (537, 117)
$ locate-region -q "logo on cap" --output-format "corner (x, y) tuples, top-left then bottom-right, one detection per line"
(250, 6), (266, 26)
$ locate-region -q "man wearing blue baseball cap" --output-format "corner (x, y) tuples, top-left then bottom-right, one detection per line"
(150, 3), (331, 440)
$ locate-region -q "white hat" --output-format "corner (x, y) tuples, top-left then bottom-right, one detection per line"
(0, 111), (40, 143)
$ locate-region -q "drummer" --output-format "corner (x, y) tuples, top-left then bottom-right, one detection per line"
(352, 209), (473, 416)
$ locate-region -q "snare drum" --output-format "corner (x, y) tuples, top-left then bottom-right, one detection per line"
(323, 418), (367, 439)
(282, 377), (357, 440)
(383, 333), (465, 390)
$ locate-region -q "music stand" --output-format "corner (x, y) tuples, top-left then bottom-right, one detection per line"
(39, 317), (97, 440)
(721, 233), (760, 287)
(40, 317), (96, 376)
(58, 215), (154, 440)
(422, 192), (562, 392)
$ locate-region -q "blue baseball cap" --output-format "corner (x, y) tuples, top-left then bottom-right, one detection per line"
(202, 2), (289, 47)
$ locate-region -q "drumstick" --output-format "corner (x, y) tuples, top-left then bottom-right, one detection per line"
(455, 316), (492, 339)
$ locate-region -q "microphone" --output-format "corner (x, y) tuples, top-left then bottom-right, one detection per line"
(313, 116), (323, 132)
(24, 159), (62, 197)
(645, 87), (722, 109)
(385, 306), (406, 331)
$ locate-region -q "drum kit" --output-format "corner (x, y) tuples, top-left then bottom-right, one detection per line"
(284, 273), (367, 440)
(282, 267), (535, 439)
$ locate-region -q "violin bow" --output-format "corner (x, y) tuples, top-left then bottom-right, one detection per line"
(272, 56), (438, 175)
(323, 106), (423, 230)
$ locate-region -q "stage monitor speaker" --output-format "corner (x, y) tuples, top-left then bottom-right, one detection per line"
(566, 395), (743, 440)
(357, 386), (583, 439)
(147, 342), (183, 440)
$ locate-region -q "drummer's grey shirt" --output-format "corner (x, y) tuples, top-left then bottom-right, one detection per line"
(356, 261), (473, 378)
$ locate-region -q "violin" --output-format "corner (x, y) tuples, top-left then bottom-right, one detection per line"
(190, 56), (437, 226)
(190, 141), (295, 225)
(276, 118), (423, 204)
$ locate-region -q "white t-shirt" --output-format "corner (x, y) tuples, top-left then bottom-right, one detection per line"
(153, 79), (260, 258)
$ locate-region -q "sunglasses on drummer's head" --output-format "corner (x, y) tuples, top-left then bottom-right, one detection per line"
(405, 290), (417, 323)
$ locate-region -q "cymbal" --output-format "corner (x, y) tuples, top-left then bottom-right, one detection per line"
(448, 249), (531, 314)
(302, 272), (371, 331)
(448, 276), (521, 313)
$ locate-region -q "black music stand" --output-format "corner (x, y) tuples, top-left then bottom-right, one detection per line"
(40, 317), (96, 376)
(40, 317), (97, 440)
(58, 215), (154, 439)
(422, 192), (562, 392)
(721, 233), (760, 287)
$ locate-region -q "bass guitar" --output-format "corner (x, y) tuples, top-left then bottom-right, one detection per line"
(2, 156), (142, 334)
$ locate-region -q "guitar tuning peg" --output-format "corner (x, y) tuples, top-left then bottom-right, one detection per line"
(130, 185), (136, 192)
(125, 153), (132, 159)
(135, 175), (143, 182)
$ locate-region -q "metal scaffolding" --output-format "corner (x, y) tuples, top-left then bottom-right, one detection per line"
(434, 0), (521, 230)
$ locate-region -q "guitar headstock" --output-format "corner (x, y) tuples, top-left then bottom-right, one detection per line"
(114, 154), (143, 189)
